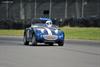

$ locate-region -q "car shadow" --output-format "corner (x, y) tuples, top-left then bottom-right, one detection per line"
(25, 44), (58, 47)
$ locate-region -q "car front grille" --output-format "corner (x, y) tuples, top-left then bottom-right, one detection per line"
(43, 35), (58, 40)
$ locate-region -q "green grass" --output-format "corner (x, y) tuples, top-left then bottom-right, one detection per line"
(0, 27), (100, 40)
(60, 27), (100, 40)
(0, 30), (24, 36)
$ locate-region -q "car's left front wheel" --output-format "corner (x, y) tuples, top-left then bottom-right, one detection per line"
(58, 42), (64, 46)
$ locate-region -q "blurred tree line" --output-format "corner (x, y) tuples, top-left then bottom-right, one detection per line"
(0, 17), (100, 29)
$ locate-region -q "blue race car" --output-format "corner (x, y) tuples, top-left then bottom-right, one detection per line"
(23, 18), (64, 46)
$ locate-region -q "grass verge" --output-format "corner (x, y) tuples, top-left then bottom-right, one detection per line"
(0, 29), (24, 36)
(60, 27), (100, 40)
(0, 27), (100, 40)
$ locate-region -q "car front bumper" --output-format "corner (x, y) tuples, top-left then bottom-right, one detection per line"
(36, 34), (64, 43)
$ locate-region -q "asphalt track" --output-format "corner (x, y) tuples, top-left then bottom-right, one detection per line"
(0, 36), (100, 67)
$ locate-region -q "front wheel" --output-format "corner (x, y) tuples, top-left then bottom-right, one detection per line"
(58, 42), (64, 46)
(31, 35), (37, 46)
(23, 36), (29, 45)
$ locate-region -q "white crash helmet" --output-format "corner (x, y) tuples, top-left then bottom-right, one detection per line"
(46, 20), (52, 27)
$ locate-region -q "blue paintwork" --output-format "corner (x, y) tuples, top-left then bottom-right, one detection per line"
(25, 18), (64, 43)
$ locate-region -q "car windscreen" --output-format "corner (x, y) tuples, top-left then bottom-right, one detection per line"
(31, 23), (58, 29)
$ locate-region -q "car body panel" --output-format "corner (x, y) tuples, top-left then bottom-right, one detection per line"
(24, 18), (64, 45)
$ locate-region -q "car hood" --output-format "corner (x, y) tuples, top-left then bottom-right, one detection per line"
(33, 27), (59, 35)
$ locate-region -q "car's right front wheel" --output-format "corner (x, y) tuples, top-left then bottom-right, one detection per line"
(23, 36), (29, 45)
(31, 35), (37, 46)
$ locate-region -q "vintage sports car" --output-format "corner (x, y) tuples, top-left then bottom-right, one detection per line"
(23, 18), (64, 46)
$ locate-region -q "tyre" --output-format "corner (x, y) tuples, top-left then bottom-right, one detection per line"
(58, 42), (64, 46)
(23, 36), (29, 45)
(31, 35), (37, 46)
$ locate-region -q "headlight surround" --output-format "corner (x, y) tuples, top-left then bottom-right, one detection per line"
(35, 30), (42, 36)
(34, 30), (43, 41)
(58, 31), (64, 40)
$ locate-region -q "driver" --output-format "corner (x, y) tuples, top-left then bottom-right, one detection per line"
(45, 20), (53, 27)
